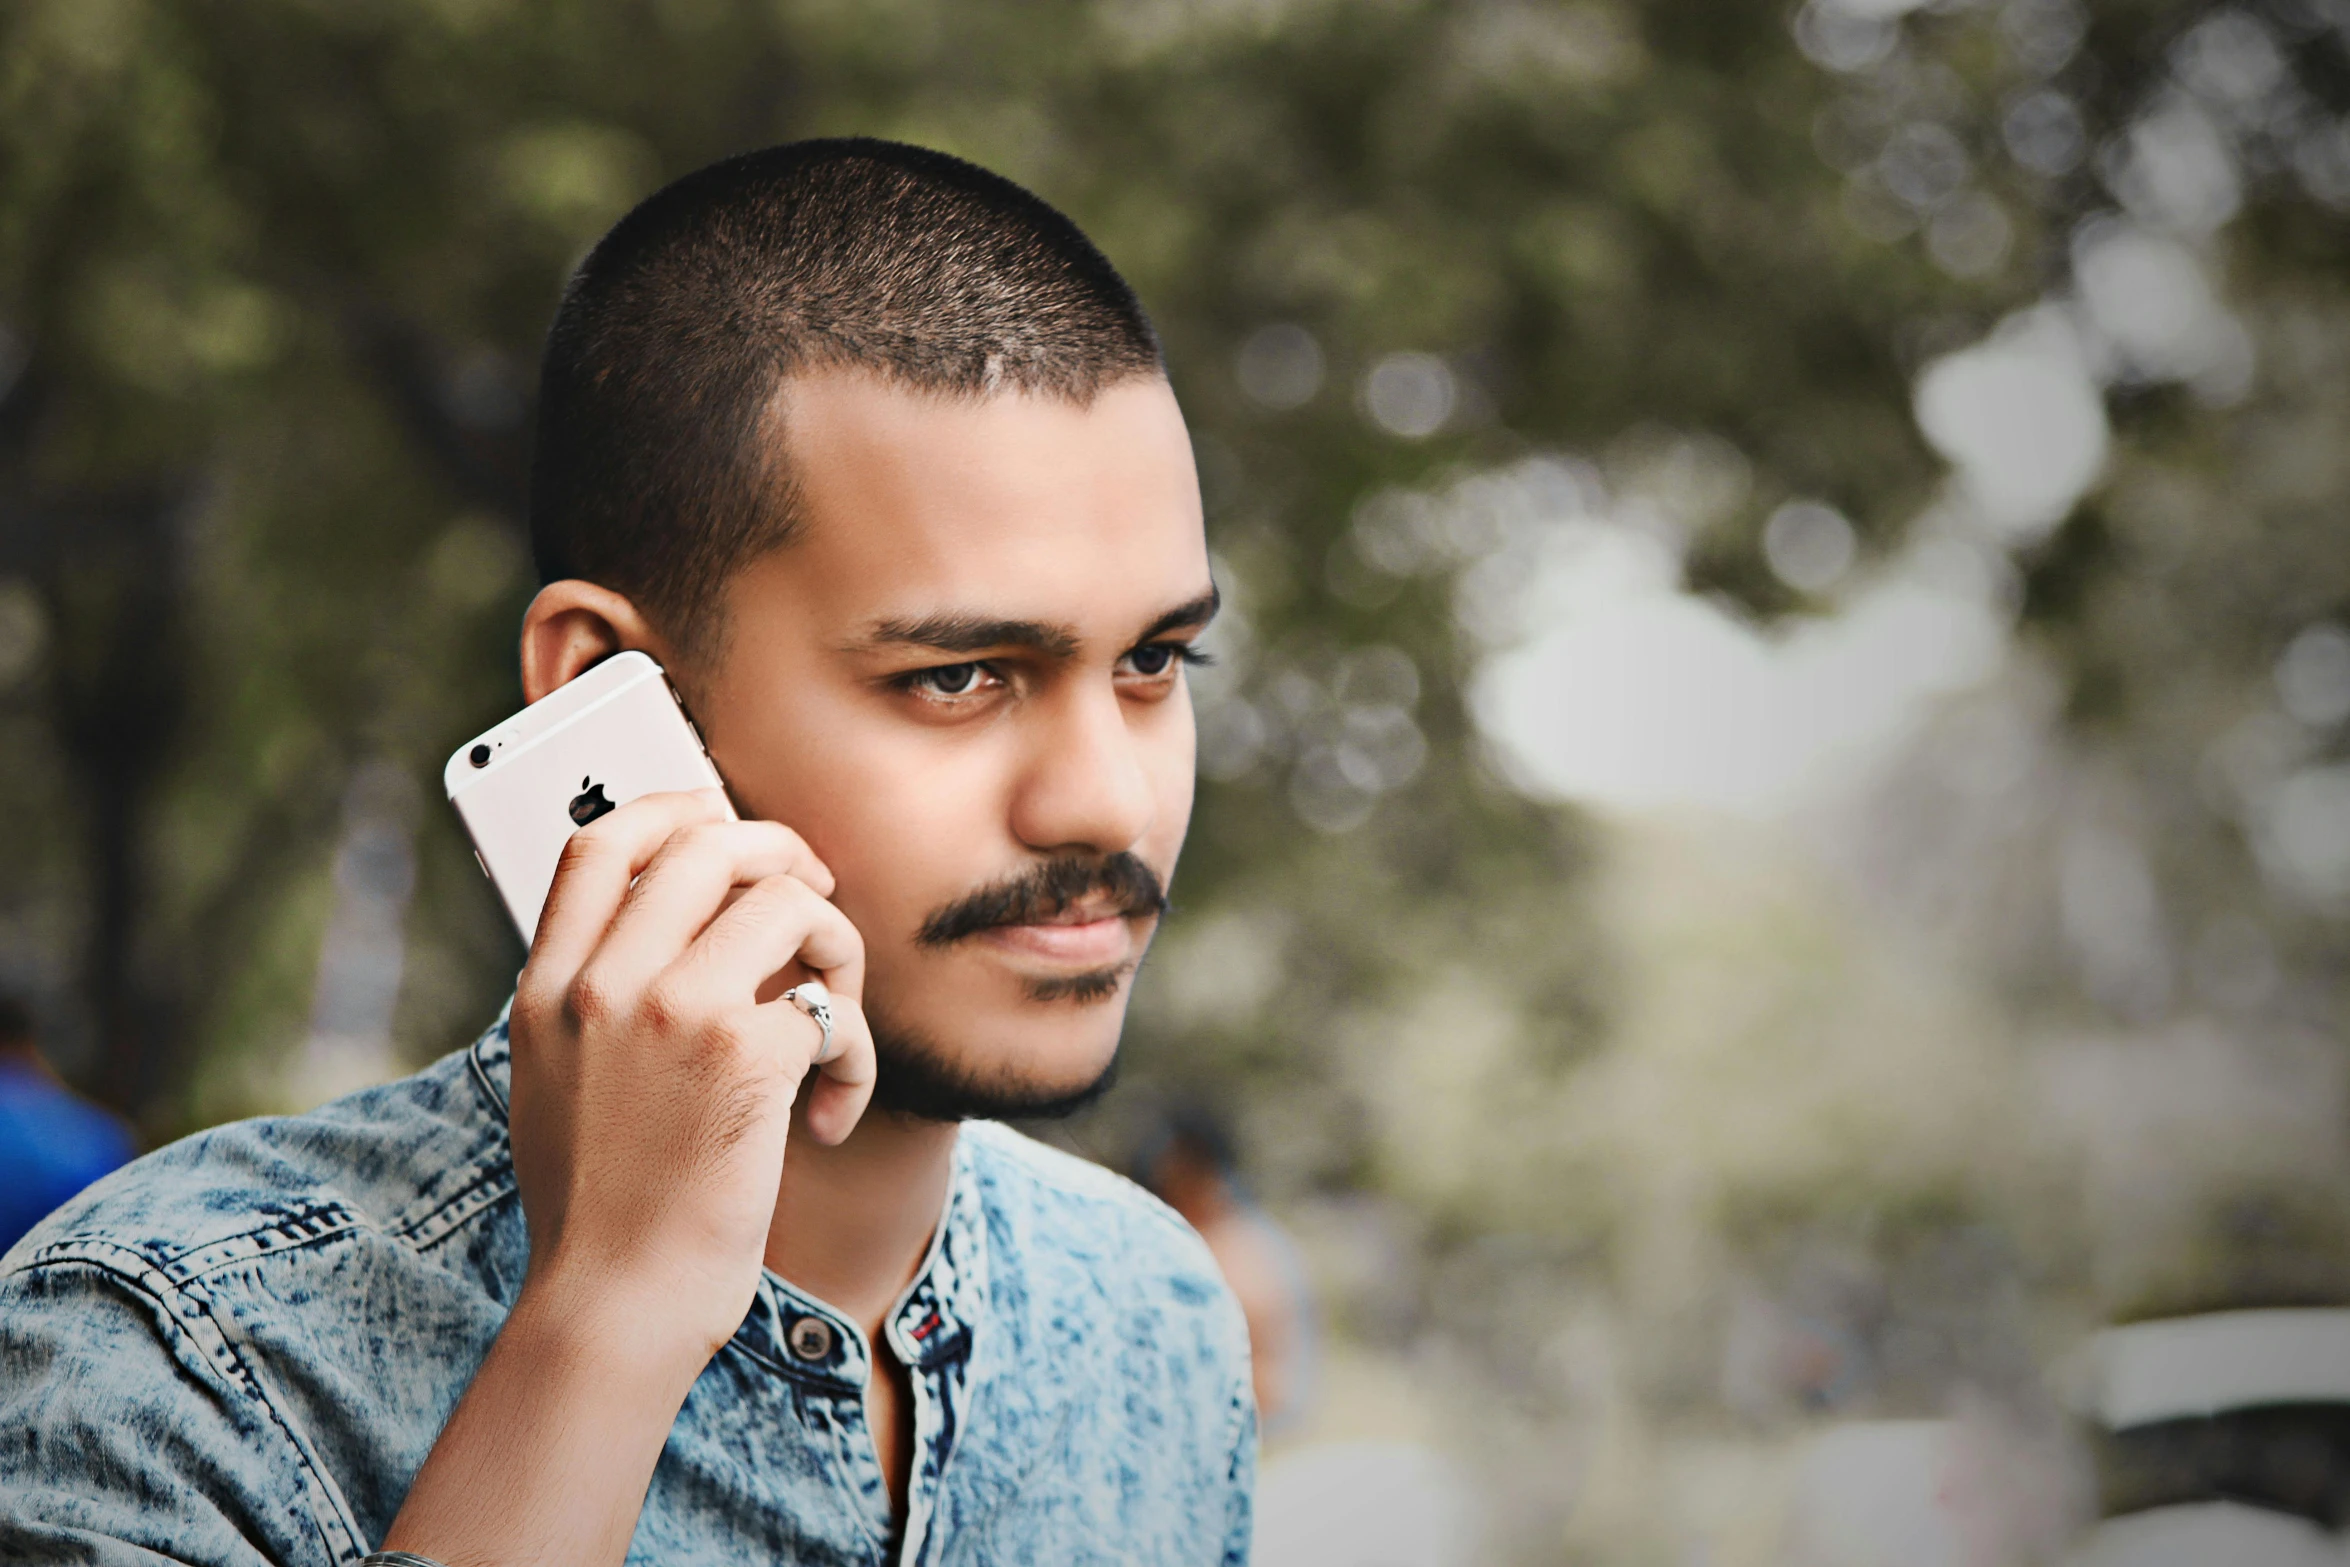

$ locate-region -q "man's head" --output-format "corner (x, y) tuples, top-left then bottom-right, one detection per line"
(519, 140), (1212, 1124)
(1135, 1098), (1242, 1224)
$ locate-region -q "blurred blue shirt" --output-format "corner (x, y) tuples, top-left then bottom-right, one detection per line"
(0, 1055), (134, 1256)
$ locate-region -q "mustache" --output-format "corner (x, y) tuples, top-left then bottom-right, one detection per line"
(916, 853), (1169, 947)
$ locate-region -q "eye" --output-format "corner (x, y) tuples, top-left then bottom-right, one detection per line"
(1120, 642), (1211, 679)
(908, 662), (991, 698)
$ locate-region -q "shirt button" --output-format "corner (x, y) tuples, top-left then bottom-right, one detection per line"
(787, 1316), (835, 1362)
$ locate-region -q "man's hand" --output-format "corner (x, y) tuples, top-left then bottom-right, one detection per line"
(383, 789), (875, 1566)
(508, 788), (876, 1359)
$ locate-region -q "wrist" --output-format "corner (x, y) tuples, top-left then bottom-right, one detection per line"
(505, 1264), (727, 1403)
(384, 1265), (708, 1565)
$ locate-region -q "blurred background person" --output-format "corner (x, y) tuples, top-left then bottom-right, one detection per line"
(1136, 1100), (1484, 1567)
(0, 993), (132, 1255)
(1138, 1099), (1319, 1436)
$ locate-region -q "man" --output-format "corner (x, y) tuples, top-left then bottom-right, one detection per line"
(0, 993), (135, 1255)
(0, 139), (1254, 1566)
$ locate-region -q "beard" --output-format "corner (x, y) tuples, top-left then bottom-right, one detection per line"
(865, 1006), (1123, 1122)
(863, 851), (1164, 1123)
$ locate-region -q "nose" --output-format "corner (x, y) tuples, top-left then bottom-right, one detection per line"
(1007, 681), (1157, 858)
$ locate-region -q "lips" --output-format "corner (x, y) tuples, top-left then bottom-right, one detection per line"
(979, 912), (1136, 969)
(1026, 896), (1126, 927)
(984, 894), (1147, 969)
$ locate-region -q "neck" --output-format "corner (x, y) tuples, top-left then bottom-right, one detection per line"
(766, 1103), (960, 1343)
(0, 1043), (51, 1079)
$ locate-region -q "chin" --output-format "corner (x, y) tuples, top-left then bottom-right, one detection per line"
(865, 980), (1129, 1123)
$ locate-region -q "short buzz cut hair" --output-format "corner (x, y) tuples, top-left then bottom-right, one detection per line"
(527, 137), (1165, 652)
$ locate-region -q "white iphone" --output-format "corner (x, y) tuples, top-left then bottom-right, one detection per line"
(444, 651), (732, 944)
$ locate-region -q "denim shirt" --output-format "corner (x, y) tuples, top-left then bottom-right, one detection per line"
(0, 1020), (1255, 1565)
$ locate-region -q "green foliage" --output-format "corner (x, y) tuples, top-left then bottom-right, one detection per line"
(0, 0), (1956, 1128)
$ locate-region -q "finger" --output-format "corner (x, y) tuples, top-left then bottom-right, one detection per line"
(797, 990), (877, 1146)
(667, 877), (875, 1141)
(586, 820), (836, 990)
(675, 872), (866, 1008)
(525, 790), (731, 992)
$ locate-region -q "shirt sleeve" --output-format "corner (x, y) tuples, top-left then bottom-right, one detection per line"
(1219, 1328), (1259, 1567)
(0, 1253), (355, 1567)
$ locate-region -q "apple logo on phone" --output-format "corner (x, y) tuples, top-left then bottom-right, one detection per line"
(568, 777), (616, 828)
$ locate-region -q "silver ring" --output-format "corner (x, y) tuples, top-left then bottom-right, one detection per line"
(784, 981), (836, 1064)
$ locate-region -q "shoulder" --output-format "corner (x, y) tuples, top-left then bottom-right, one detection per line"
(0, 1029), (519, 1565)
(0, 1061), (134, 1155)
(3, 1028), (515, 1287)
(947, 1125), (1257, 1545)
(959, 1121), (1245, 1339)
(961, 1119), (1211, 1263)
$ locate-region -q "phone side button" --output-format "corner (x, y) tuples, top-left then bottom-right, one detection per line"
(473, 850), (491, 880)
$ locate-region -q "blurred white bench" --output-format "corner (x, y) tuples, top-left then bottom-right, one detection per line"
(2083, 1309), (2350, 1430)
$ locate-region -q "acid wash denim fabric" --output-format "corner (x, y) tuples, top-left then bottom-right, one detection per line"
(0, 1018), (1255, 1565)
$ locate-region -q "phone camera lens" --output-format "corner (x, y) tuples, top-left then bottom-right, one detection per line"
(469, 743), (492, 768)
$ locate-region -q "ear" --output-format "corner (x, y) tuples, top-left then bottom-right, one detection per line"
(518, 580), (676, 703)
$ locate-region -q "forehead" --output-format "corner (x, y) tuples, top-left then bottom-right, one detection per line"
(759, 371), (1208, 636)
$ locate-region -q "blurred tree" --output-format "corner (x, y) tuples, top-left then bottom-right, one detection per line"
(0, 0), (1960, 1133)
(1813, 0), (2350, 1318)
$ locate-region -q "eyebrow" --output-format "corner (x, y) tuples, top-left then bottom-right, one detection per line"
(855, 584), (1220, 660)
(1135, 585), (1221, 645)
(857, 613), (1080, 658)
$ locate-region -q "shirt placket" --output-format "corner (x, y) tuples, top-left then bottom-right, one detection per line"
(883, 1153), (986, 1567)
(732, 1148), (986, 1566)
(741, 1278), (893, 1554)
(884, 1280), (974, 1565)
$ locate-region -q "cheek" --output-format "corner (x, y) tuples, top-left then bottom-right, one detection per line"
(720, 681), (1199, 938)
(1145, 696), (1198, 863)
(772, 729), (1015, 937)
